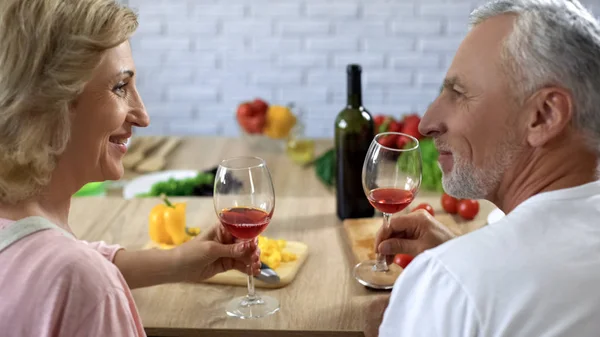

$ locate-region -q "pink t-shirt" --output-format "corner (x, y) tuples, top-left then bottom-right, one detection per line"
(0, 218), (146, 337)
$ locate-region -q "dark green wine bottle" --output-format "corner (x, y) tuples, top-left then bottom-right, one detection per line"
(334, 64), (375, 220)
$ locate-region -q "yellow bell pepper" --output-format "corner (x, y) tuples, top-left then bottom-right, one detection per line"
(149, 203), (172, 245)
(263, 104), (297, 139)
(148, 195), (197, 246)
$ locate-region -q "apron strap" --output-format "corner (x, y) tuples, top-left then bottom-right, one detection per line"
(0, 216), (75, 253)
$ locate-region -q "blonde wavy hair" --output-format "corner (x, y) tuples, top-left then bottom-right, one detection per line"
(0, 0), (138, 204)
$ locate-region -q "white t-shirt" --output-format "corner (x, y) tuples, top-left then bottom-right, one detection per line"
(380, 181), (600, 337)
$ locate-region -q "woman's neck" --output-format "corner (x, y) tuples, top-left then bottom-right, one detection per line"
(0, 189), (72, 229)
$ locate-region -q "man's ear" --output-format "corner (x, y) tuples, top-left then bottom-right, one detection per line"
(524, 86), (574, 147)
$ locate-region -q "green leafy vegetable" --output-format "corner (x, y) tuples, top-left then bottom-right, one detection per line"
(314, 149), (335, 187)
(397, 138), (443, 192)
(136, 172), (215, 197)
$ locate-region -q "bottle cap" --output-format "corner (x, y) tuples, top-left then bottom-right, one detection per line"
(347, 64), (362, 74)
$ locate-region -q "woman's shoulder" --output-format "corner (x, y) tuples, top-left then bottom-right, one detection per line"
(0, 226), (141, 336)
(2, 227), (128, 300)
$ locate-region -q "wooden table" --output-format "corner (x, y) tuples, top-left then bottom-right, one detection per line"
(68, 136), (494, 337)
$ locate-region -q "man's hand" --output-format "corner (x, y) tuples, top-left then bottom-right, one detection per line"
(171, 223), (261, 283)
(364, 295), (390, 337)
(376, 210), (456, 262)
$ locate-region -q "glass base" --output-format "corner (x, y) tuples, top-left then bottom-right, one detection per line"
(226, 294), (280, 319)
(353, 260), (402, 290)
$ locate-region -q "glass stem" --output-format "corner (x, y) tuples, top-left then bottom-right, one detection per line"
(246, 238), (257, 301)
(375, 213), (392, 272)
(247, 264), (256, 300)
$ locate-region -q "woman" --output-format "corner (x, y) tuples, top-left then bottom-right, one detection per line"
(0, 0), (260, 336)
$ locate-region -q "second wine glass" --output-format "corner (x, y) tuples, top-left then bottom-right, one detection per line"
(353, 132), (422, 289)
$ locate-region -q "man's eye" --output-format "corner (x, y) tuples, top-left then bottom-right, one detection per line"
(452, 86), (463, 96)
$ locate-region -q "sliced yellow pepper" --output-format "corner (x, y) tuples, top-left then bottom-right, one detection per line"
(257, 235), (297, 270)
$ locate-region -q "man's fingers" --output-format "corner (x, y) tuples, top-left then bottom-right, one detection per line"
(374, 221), (392, 252)
(389, 210), (432, 233)
(376, 210), (435, 248)
(378, 238), (421, 257)
(375, 212), (423, 251)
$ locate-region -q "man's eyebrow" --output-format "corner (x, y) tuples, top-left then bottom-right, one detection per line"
(443, 76), (465, 88)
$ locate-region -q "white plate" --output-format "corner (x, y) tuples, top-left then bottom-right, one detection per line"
(122, 170), (199, 199)
(487, 208), (505, 224)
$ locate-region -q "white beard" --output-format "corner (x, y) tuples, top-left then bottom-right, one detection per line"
(441, 137), (521, 200)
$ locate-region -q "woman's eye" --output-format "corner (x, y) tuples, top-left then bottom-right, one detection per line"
(113, 82), (128, 95)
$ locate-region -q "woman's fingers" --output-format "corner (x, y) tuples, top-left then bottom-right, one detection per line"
(231, 258), (261, 275)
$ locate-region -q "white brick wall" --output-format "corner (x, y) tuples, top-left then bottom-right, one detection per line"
(126, 0), (600, 138)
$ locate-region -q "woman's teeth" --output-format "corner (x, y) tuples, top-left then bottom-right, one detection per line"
(109, 137), (128, 145)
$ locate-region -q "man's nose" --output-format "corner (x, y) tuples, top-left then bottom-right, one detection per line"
(418, 97), (446, 138)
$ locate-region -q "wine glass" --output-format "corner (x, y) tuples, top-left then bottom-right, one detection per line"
(353, 132), (422, 289)
(213, 156), (279, 319)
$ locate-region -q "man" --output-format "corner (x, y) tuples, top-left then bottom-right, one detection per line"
(365, 0), (600, 336)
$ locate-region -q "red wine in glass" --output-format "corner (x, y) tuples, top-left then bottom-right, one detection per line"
(219, 207), (272, 240)
(214, 156), (279, 319)
(354, 132), (422, 290)
(368, 188), (415, 214)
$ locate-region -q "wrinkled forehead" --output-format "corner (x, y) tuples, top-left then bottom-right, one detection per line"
(95, 41), (135, 77)
(447, 14), (516, 93)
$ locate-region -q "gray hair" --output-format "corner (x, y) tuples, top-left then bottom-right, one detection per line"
(471, 0), (600, 150)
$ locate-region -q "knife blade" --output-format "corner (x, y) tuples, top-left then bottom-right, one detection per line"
(254, 262), (280, 284)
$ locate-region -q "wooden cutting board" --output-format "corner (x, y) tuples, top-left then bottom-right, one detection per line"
(144, 240), (309, 289)
(343, 193), (495, 264)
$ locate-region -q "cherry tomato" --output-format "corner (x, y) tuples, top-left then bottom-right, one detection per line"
(458, 199), (480, 220)
(393, 254), (415, 269)
(401, 123), (422, 140)
(396, 135), (408, 149)
(441, 193), (459, 214)
(378, 134), (397, 148)
(402, 114), (421, 129)
(374, 115), (387, 126)
(388, 120), (403, 133)
(412, 203), (434, 216)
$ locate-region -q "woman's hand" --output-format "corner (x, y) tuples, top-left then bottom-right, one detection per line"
(170, 223), (261, 283)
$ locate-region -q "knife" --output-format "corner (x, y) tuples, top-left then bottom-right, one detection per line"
(254, 262), (280, 284)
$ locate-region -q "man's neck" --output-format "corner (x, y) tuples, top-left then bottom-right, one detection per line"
(493, 143), (598, 214)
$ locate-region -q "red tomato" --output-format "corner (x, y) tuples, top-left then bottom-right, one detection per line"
(458, 199), (480, 220)
(402, 114), (421, 128)
(374, 115), (389, 134)
(396, 135), (408, 149)
(412, 203), (435, 216)
(378, 134), (397, 148)
(441, 193), (459, 214)
(400, 114), (422, 140)
(250, 98), (269, 114)
(401, 124), (422, 140)
(374, 115), (387, 126)
(388, 120), (403, 133)
(393, 254), (415, 269)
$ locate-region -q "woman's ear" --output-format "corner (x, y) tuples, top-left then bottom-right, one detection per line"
(524, 86), (574, 147)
